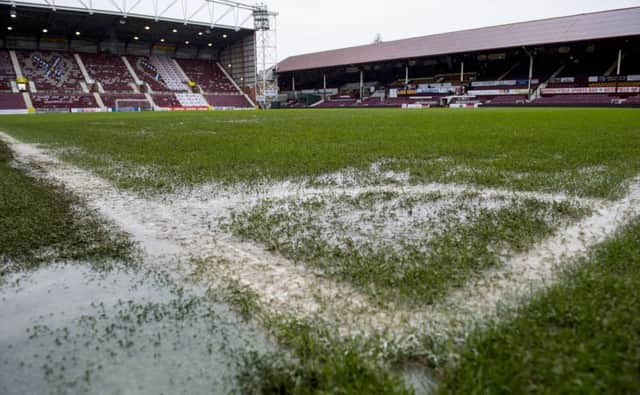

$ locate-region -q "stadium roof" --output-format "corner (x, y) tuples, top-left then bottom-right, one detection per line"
(0, 1), (256, 50)
(278, 7), (640, 73)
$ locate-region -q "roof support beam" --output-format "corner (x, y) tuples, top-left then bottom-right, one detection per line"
(108, 0), (122, 14)
(528, 54), (534, 95)
(238, 13), (252, 29)
(207, 1), (215, 27)
(2, 0), (264, 34)
(158, 0), (179, 20)
(188, 1), (208, 22)
(128, 0), (143, 15)
(617, 49), (622, 76)
(214, 5), (233, 26)
(43, 0), (55, 11)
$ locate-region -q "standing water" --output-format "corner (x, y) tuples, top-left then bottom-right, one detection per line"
(0, 263), (272, 395)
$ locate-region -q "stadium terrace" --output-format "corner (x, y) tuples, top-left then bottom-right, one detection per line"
(0, 0), (280, 113)
(0, 3), (639, 113)
(276, 7), (640, 109)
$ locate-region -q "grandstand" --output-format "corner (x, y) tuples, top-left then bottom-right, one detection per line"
(277, 7), (640, 108)
(0, 0), (262, 112)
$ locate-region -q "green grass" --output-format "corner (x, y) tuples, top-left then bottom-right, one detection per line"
(0, 108), (638, 197)
(439, 219), (640, 394)
(237, 317), (413, 395)
(228, 193), (587, 306)
(2, 108), (640, 393)
(0, 141), (135, 276)
(193, 261), (414, 394)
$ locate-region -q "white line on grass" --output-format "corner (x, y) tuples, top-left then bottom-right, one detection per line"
(2, 131), (637, 353)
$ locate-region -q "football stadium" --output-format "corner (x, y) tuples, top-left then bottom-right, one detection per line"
(0, 1), (639, 394)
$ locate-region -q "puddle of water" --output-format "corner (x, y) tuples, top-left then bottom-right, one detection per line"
(0, 263), (272, 395)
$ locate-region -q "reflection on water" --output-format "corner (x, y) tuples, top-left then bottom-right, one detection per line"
(0, 263), (272, 395)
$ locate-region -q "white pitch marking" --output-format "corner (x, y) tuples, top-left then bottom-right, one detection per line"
(1, 131), (636, 352)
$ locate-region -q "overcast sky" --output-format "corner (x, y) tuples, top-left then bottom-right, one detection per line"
(266, 0), (640, 60)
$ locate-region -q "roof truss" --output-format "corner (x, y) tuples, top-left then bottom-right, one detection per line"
(2, 0), (260, 30)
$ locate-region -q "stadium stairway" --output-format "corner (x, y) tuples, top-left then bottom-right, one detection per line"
(121, 56), (144, 90)
(8, 50), (23, 80)
(150, 56), (189, 91)
(215, 62), (256, 107)
(93, 92), (106, 110)
(22, 92), (33, 109)
(73, 54), (94, 87)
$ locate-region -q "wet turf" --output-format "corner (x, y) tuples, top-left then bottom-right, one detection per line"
(440, 219), (640, 394)
(228, 192), (588, 306)
(2, 109), (639, 393)
(0, 108), (639, 198)
(0, 141), (134, 276)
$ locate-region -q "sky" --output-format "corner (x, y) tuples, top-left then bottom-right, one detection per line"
(265, 0), (640, 61)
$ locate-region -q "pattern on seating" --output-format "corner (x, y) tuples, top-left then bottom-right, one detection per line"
(150, 56), (189, 91)
(177, 59), (237, 93)
(128, 56), (189, 92)
(17, 51), (83, 91)
(175, 93), (209, 107)
(128, 56), (170, 92)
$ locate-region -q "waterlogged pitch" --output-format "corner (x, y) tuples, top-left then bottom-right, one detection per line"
(1, 108), (639, 394)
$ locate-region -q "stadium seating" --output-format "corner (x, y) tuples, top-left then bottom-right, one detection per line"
(0, 51), (16, 92)
(128, 56), (171, 92)
(128, 56), (190, 92)
(81, 53), (135, 92)
(316, 98), (358, 108)
(354, 97), (419, 107)
(204, 94), (252, 108)
(175, 93), (209, 107)
(100, 94), (148, 109)
(624, 95), (640, 107)
(285, 99), (308, 108)
(151, 93), (182, 108)
(0, 93), (26, 110)
(479, 95), (528, 106)
(531, 94), (617, 106)
(176, 59), (238, 93)
(17, 50), (84, 92)
(30, 94), (99, 109)
(149, 56), (189, 91)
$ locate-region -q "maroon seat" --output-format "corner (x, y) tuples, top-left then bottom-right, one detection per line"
(177, 59), (238, 93)
(128, 56), (171, 92)
(152, 93), (181, 108)
(30, 94), (98, 109)
(353, 97), (416, 107)
(532, 94), (616, 106)
(17, 50), (84, 92)
(82, 53), (135, 92)
(0, 93), (26, 109)
(101, 94), (148, 108)
(204, 94), (252, 108)
(0, 51), (16, 92)
(316, 98), (358, 108)
(480, 95), (528, 105)
(625, 95), (640, 104)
